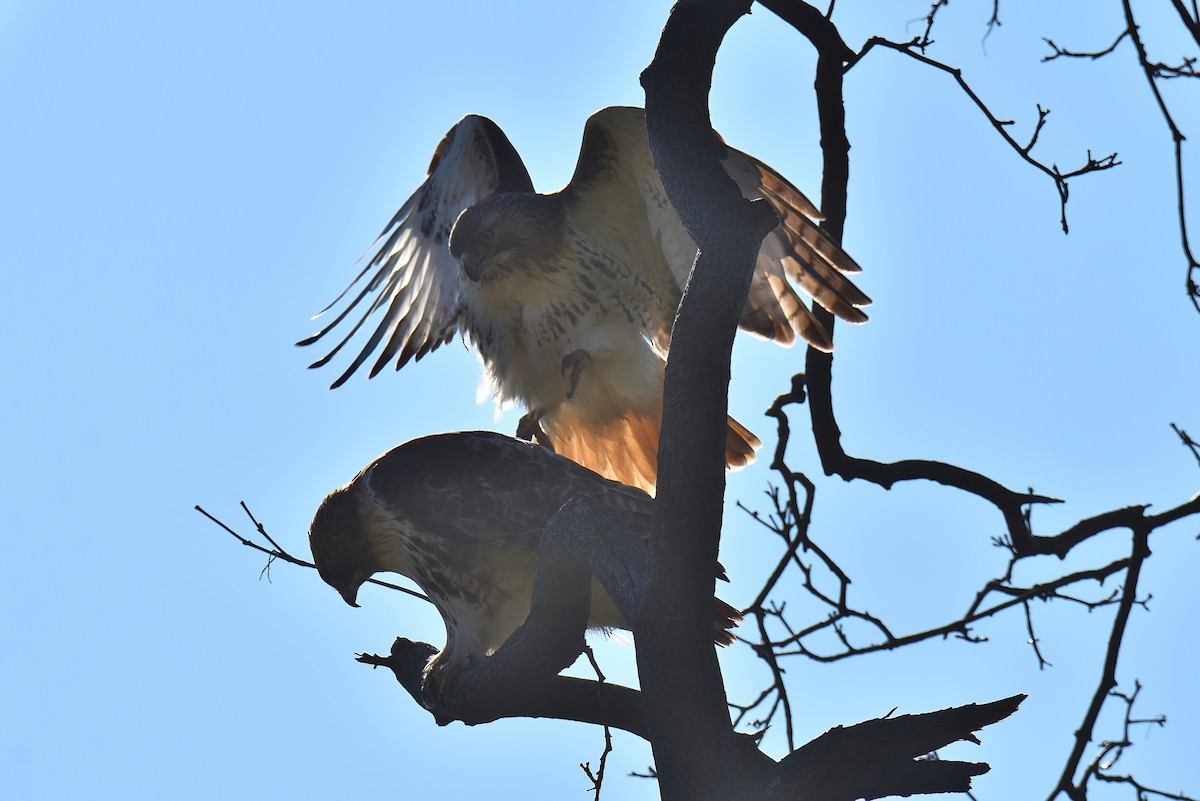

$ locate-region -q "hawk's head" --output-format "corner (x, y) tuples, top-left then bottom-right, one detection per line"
(308, 486), (376, 607)
(448, 193), (566, 283)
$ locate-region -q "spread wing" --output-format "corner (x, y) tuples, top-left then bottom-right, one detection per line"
(297, 116), (535, 388)
(565, 106), (870, 353)
(558, 106), (686, 353)
(363, 431), (656, 552)
(720, 145), (871, 350)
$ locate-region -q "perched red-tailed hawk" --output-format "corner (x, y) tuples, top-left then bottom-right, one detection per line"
(308, 431), (740, 690)
(299, 106), (869, 492)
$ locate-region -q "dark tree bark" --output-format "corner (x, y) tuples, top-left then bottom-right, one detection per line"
(639, 1), (779, 798)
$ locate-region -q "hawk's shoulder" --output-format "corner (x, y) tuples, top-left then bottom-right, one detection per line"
(362, 432), (654, 552)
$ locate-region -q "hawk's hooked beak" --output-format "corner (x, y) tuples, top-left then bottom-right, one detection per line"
(448, 209), (479, 282)
(458, 252), (483, 282)
(339, 584), (361, 608)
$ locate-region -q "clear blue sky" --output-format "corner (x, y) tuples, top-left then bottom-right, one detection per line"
(2, 2), (1196, 799)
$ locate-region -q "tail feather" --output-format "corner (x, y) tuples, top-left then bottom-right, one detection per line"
(595, 583), (741, 646)
(544, 403), (761, 494)
(720, 142), (871, 352)
(547, 410), (660, 494)
(725, 415), (760, 471)
(713, 597), (743, 646)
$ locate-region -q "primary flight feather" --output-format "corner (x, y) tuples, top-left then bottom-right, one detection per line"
(299, 106), (869, 492)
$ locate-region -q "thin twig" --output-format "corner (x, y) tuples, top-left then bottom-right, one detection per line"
(579, 644), (614, 801)
(194, 503), (430, 603)
(1043, 31), (1130, 62)
(849, 36), (1119, 233)
(1041, 2), (1199, 311)
(1171, 424), (1200, 470)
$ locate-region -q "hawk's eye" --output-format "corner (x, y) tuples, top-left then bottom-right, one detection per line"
(479, 229), (495, 245)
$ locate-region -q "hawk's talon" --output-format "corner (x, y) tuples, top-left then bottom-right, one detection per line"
(420, 666), (445, 712)
(561, 349), (592, 400)
(516, 411), (555, 452)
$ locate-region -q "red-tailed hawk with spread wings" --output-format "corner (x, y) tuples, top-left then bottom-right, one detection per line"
(308, 431), (740, 691)
(299, 107), (869, 492)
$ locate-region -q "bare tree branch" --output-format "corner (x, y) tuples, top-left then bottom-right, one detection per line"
(194, 503), (429, 602)
(579, 646), (615, 801)
(850, 36), (1119, 234)
(767, 695), (1025, 801)
(639, 1), (777, 798)
(1068, 682), (1199, 801)
(357, 637), (653, 737)
(1039, 1), (1200, 311)
(1043, 31), (1130, 62)
(1172, 0), (1200, 44)
(1172, 424), (1200, 471)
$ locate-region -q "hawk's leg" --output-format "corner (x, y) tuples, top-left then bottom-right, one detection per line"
(421, 653), (475, 712)
(561, 348), (592, 400)
(516, 411), (556, 452)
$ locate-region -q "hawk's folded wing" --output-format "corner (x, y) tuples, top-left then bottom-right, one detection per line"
(361, 431), (656, 552)
(298, 116), (535, 387)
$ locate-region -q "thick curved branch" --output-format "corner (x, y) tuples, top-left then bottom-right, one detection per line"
(358, 638), (652, 738)
(639, 1), (776, 799)
(642, 5), (1028, 800)
(777, 16), (1067, 557)
(755, 0), (853, 62)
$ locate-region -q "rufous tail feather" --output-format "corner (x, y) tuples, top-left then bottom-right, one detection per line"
(544, 399), (760, 494)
